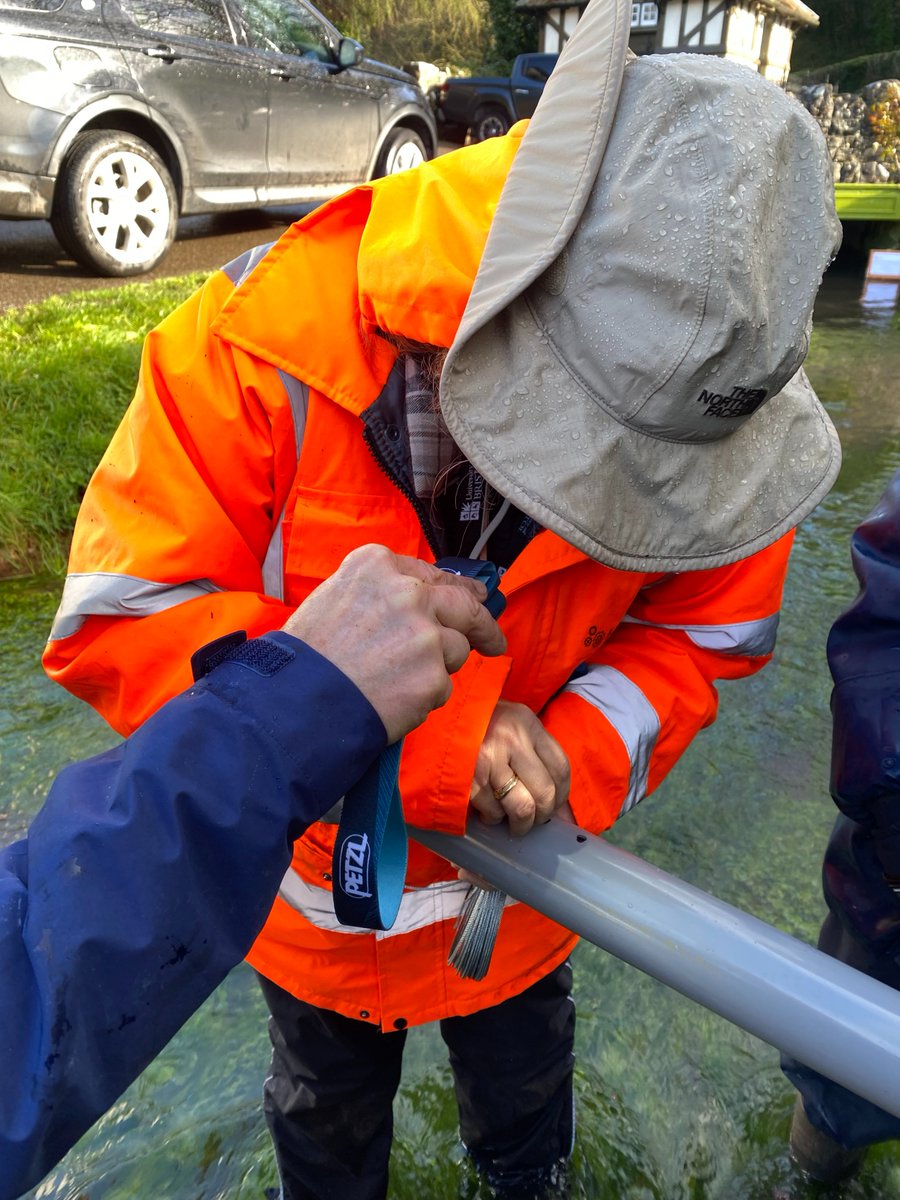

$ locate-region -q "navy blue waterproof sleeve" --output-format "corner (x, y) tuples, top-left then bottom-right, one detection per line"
(827, 470), (900, 881)
(0, 631), (386, 1200)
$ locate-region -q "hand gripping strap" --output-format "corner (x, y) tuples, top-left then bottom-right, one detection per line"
(330, 557), (506, 931)
(332, 739), (407, 930)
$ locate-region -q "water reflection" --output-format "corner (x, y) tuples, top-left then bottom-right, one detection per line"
(4, 265), (899, 1199)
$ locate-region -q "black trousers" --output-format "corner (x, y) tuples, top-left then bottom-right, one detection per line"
(258, 961), (575, 1200)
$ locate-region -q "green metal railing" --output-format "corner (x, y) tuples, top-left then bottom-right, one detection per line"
(835, 182), (900, 221)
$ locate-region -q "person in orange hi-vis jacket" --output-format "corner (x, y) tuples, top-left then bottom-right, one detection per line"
(43, 0), (842, 1196)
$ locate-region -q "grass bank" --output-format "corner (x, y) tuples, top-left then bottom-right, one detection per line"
(0, 275), (207, 577)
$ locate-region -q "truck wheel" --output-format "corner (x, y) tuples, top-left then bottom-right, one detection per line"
(471, 105), (511, 142)
(51, 131), (177, 277)
(375, 128), (428, 177)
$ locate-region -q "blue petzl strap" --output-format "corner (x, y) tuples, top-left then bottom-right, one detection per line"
(331, 739), (408, 930)
(330, 557), (506, 931)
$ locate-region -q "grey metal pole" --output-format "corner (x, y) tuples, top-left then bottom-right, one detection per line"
(411, 816), (900, 1119)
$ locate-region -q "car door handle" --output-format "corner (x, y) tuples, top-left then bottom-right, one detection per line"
(268, 67), (296, 80)
(513, 87), (530, 94)
(141, 44), (179, 62)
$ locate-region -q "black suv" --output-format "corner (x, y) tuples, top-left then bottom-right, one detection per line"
(0, 0), (437, 275)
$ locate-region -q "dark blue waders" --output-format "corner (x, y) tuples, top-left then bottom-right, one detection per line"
(783, 470), (900, 1166)
(782, 814), (900, 1149)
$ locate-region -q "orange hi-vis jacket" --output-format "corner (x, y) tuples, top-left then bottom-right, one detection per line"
(44, 126), (795, 1031)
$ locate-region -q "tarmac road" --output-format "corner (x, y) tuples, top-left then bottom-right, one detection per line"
(0, 204), (316, 314)
(0, 144), (460, 314)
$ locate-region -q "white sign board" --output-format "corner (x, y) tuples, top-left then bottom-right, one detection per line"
(866, 250), (900, 281)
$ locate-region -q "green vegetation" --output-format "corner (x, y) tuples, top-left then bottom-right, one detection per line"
(791, 49), (900, 91)
(791, 0), (900, 75)
(481, 0), (538, 73)
(0, 275), (207, 578)
(328, 0), (489, 69)
(327, 0), (534, 73)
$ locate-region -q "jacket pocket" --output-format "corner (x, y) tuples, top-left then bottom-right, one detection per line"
(284, 485), (428, 600)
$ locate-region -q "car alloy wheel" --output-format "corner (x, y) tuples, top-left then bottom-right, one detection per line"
(376, 128), (428, 177)
(51, 131), (178, 277)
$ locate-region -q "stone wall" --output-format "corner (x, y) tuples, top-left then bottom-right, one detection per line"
(794, 79), (900, 184)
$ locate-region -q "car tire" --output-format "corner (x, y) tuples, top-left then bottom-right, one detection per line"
(375, 128), (428, 177)
(471, 105), (511, 142)
(51, 131), (178, 277)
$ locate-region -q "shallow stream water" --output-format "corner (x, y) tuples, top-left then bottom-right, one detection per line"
(3, 264), (900, 1200)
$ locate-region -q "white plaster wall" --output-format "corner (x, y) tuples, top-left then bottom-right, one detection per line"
(540, 9), (563, 53)
(659, 0), (723, 48)
(538, 6), (584, 52)
(565, 7), (581, 35)
(724, 6), (764, 68)
(661, 0), (682, 45)
(762, 20), (795, 83)
(683, 0), (704, 46)
(702, 7), (725, 44)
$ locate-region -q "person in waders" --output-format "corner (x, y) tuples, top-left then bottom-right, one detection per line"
(784, 469), (900, 1184)
(43, 0), (842, 1194)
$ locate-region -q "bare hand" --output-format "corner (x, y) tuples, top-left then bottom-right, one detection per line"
(468, 700), (570, 837)
(282, 545), (506, 743)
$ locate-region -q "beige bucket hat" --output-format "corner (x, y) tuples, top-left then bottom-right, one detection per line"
(440, 0), (842, 572)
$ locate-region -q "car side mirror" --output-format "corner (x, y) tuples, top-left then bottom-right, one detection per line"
(337, 37), (364, 70)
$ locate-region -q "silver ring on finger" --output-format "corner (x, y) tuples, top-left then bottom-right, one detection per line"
(493, 773), (519, 801)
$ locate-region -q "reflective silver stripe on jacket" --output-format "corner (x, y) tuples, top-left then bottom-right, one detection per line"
(221, 241), (276, 287)
(224, 244), (303, 601)
(49, 573), (223, 641)
(622, 613), (779, 657)
(277, 870), (515, 938)
(261, 371), (309, 601)
(563, 665), (660, 816)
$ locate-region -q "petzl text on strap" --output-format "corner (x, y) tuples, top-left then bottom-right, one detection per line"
(331, 558), (506, 931)
(332, 739), (407, 930)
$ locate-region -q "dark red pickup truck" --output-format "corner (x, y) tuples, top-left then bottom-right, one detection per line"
(434, 52), (558, 143)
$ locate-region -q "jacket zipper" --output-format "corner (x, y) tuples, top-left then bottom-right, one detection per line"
(362, 423), (443, 561)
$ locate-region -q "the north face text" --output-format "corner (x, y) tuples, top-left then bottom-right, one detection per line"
(696, 386), (768, 419)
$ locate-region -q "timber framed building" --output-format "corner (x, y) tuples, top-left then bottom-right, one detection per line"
(515, 0), (820, 84)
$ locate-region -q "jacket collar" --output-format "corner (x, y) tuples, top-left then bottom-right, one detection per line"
(211, 130), (526, 418)
(501, 529), (591, 594)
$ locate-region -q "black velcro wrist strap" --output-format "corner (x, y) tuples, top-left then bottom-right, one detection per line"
(191, 631), (248, 680)
(191, 632), (296, 681)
